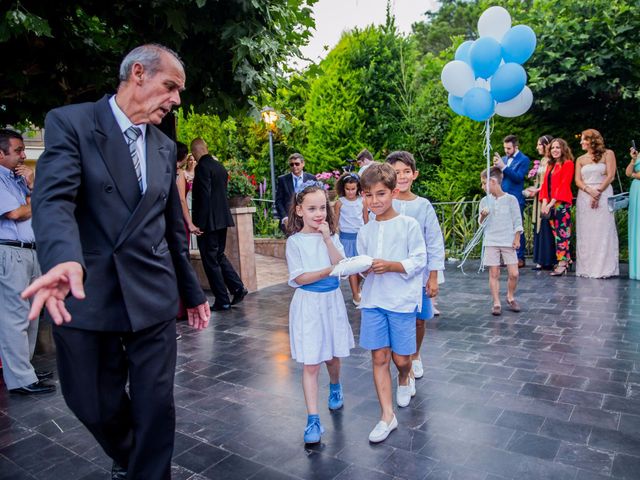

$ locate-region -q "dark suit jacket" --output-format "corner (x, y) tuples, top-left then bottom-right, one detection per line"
(32, 95), (206, 332)
(275, 171), (316, 219)
(501, 150), (530, 206)
(191, 154), (234, 232)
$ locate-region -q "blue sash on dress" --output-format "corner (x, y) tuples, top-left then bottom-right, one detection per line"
(300, 276), (340, 292)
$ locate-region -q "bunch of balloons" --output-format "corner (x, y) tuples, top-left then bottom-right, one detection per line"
(441, 6), (536, 122)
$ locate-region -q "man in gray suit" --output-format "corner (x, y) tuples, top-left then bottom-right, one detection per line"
(23, 44), (210, 480)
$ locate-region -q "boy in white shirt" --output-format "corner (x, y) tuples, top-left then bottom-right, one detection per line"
(356, 163), (426, 443)
(479, 167), (524, 316)
(386, 151), (445, 380)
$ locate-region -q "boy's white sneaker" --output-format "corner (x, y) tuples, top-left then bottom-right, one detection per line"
(368, 415), (398, 443)
(412, 359), (424, 379)
(396, 376), (416, 407)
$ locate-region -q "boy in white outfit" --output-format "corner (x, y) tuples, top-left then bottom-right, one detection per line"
(479, 167), (524, 316)
(356, 163), (426, 443)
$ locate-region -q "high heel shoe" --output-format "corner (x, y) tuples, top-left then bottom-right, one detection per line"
(550, 263), (568, 276)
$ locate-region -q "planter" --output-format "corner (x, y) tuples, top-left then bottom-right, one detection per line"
(228, 195), (252, 208)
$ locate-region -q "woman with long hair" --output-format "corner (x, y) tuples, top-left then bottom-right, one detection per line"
(524, 135), (556, 270)
(539, 138), (575, 276)
(626, 144), (640, 280)
(574, 129), (619, 278)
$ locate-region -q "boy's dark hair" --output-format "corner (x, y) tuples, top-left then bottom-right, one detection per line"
(481, 166), (503, 183)
(503, 134), (519, 146)
(0, 128), (23, 155)
(176, 141), (188, 162)
(286, 185), (336, 237)
(356, 149), (374, 162)
(385, 150), (416, 172)
(336, 172), (361, 197)
(360, 163), (397, 191)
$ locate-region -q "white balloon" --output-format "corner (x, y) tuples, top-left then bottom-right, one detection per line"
(495, 86), (533, 118)
(475, 78), (491, 91)
(478, 6), (512, 41)
(441, 60), (476, 97)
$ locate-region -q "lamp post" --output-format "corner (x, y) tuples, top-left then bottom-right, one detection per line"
(261, 106), (279, 215)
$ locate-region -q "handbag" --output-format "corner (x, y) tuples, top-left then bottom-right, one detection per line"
(607, 169), (629, 213)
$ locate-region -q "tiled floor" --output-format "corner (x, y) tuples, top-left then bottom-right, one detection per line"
(1, 260), (639, 479)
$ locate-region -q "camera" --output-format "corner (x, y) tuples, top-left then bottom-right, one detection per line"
(342, 158), (357, 173)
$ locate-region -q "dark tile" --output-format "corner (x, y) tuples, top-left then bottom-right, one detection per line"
(603, 395), (640, 415)
(278, 450), (350, 480)
(506, 432), (560, 460)
(378, 448), (436, 479)
(555, 443), (613, 475)
(172, 442), (229, 473)
(455, 404), (502, 424)
(596, 358), (634, 371)
(612, 452), (640, 479)
(619, 413), (640, 436)
(539, 419), (591, 444)
(518, 383), (561, 401)
(589, 427), (640, 457)
(584, 379), (628, 397)
(546, 374), (588, 389)
(494, 410), (545, 433)
(569, 406), (619, 430)
(558, 389), (603, 408)
(333, 464), (394, 480)
(200, 454), (263, 480)
(36, 456), (100, 480)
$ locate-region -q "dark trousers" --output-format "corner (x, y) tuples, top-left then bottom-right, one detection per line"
(197, 228), (243, 305)
(517, 202), (526, 259)
(53, 320), (177, 480)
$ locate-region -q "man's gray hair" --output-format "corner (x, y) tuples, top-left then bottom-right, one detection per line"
(118, 44), (183, 82)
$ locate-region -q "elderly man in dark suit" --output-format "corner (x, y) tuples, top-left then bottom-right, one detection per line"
(493, 134), (531, 267)
(275, 152), (316, 233)
(23, 44), (210, 480)
(191, 138), (247, 311)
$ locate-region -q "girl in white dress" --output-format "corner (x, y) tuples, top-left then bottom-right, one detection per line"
(334, 173), (368, 305)
(285, 183), (355, 444)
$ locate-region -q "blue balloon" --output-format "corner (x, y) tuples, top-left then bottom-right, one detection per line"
(501, 25), (536, 64)
(490, 63), (526, 102)
(448, 94), (466, 116)
(463, 88), (495, 122)
(469, 37), (502, 79)
(454, 40), (474, 65)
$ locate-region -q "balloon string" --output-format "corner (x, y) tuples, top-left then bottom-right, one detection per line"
(458, 118), (494, 274)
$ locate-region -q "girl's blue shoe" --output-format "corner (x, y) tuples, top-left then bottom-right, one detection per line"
(328, 383), (344, 410)
(304, 415), (324, 444)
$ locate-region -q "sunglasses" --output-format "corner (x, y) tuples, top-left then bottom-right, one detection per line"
(289, 162), (302, 167)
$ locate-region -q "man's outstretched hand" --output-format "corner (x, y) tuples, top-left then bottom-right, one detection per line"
(21, 261), (85, 324)
(187, 302), (210, 330)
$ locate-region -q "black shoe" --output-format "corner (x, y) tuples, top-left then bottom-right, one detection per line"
(210, 303), (231, 311)
(231, 287), (248, 305)
(35, 370), (53, 380)
(9, 380), (56, 395)
(111, 461), (127, 480)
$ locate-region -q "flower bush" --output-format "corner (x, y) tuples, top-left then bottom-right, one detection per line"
(226, 159), (257, 197)
(315, 170), (342, 190)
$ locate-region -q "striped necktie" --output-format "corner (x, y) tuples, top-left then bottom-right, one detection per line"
(124, 126), (143, 191)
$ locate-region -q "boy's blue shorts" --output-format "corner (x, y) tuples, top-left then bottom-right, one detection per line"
(417, 290), (434, 321)
(360, 307), (417, 355)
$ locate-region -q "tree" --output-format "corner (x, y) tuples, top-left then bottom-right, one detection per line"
(0, 0), (317, 126)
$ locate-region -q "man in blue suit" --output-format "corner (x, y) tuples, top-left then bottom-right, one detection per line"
(493, 134), (530, 267)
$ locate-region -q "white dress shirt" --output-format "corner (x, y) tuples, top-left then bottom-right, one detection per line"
(109, 95), (148, 193)
(357, 215), (426, 312)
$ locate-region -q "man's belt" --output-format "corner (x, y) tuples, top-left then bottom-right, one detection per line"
(0, 240), (36, 250)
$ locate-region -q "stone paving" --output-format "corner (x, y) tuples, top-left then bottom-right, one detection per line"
(1, 260), (640, 479)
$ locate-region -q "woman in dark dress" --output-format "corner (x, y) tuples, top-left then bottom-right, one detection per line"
(524, 135), (556, 270)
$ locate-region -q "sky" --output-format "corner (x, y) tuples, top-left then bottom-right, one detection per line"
(291, 0), (440, 70)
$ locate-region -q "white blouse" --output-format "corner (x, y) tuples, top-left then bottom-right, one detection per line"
(286, 233), (345, 288)
(356, 215), (426, 313)
(338, 196), (364, 233)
